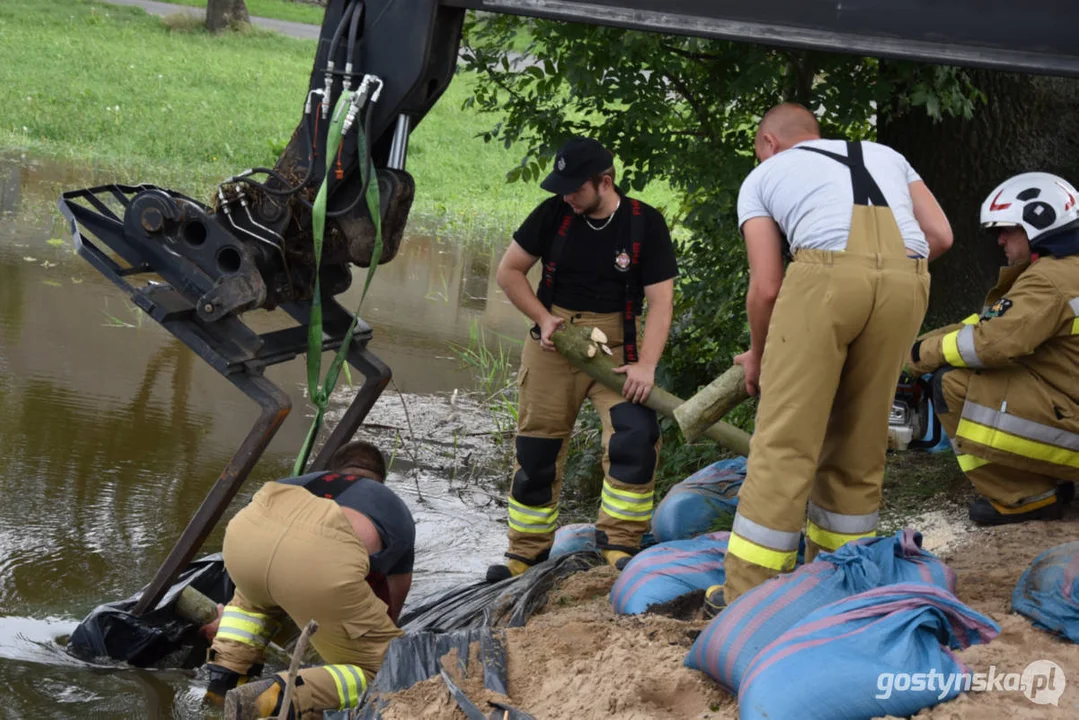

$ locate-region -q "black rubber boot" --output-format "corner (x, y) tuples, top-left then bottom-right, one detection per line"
(968, 496), (1064, 526)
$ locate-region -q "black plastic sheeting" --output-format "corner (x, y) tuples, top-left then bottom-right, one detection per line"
(64, 550), (604, 717)
(329, 628), (534, 720)
(66, 553), (234, 669)
(400, 550), (603, 632)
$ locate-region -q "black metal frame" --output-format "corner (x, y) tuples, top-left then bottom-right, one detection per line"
(58, 184), (391, 615)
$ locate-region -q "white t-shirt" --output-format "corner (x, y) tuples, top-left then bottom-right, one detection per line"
(736, 139), (929, 258)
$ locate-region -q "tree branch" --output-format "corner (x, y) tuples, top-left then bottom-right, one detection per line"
(659, 42), (723, 62)
(664, 73), (717, 141)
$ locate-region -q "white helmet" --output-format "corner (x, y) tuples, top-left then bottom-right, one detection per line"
(980, 172), (1079, 247)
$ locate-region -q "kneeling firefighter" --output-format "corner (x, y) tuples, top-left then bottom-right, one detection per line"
(907, 172), (1079, 525)
(201, 440), (415, 720)
(487, 136), (679, 581)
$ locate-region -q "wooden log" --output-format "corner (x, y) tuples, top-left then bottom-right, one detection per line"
(175, 586), (294, 665)
(550, 325), (751, 457)
(175, 585), (221, 627)
(673, 364), (750, 443)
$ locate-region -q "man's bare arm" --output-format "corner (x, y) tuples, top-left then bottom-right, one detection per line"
(733, 217), (786, 395)
(385, 572), (412, 625)
(910, 180), (953, 261)
(496, 241), (564, 349)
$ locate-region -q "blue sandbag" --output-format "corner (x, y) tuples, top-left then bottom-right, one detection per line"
(684, 529), (956, 693)
(549, 523), (656, 559)
(738, 583), (1000, 720)
(549, 524), (597, 558)
(651, 458), (745, 542)
(609, 532), (730, 615)
(1012, 540), (1079, 643)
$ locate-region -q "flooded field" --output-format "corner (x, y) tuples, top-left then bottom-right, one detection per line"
(0, 153), (531, 718)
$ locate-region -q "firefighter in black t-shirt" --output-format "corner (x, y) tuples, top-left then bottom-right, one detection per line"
(486, 137), (679, 582)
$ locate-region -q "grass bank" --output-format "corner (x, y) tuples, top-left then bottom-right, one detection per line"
(0, 0), (672, 239)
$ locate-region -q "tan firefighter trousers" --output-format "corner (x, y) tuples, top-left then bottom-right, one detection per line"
(934, 368), (1060, 512)
(724, 204), (931, 603)
(209, 482), (402, 716)
(504, 306), (662, 563)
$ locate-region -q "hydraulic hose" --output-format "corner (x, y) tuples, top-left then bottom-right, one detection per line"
(328, 1), (356, 68)
(345, 1), (364, 82)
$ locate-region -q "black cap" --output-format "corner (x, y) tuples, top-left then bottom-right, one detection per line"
(540, 137), (614, 195)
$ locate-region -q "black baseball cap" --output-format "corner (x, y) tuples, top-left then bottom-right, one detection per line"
(540, 137), (615, 195)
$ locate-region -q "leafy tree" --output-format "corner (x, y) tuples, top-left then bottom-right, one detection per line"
(459, 13), (983, 401)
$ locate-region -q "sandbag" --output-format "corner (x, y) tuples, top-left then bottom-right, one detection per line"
(651, 458), (745, 542)
(549, 523), (657, 559)
(738, 583), (999, 720)
(610, 532), (730, 615)
(684, 529), (956, 692)
(1012, 540), (1079, 643)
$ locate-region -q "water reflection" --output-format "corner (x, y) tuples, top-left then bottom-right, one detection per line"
(0, 154), (527, 719)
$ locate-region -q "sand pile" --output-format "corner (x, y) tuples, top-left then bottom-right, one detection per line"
(380, 514), (1079, 719)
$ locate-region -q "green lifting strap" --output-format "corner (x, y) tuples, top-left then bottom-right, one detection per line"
(293, 90), (384, 476)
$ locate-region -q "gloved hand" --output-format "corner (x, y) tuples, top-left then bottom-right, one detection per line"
(906, 339), (937, 376)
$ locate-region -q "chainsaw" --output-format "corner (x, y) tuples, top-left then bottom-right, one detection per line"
(888, 372), (948, 452)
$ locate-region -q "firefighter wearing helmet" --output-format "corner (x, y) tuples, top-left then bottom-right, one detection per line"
(907, 172), (1079, 525)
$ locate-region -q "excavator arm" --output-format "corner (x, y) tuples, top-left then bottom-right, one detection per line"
(58, 0), (1079, 616)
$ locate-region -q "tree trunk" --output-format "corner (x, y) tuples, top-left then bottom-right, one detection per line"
(206, 0), (250, 32)
(878, 70), (1079, 329)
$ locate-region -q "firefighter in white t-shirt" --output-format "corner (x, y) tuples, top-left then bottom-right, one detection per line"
(714, 103), (954, 609)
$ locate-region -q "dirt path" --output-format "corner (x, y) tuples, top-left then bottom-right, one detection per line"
(381, 511), (1079, 719)
(100, 0), (321, 39)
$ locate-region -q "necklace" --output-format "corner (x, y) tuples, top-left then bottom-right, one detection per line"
(584, 198), (620, 231)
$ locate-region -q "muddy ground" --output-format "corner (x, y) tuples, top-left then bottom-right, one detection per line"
(380, 494), (1079, 719)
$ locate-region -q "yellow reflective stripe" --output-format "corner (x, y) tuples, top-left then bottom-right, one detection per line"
(957, 419), (1079, 469)
(806, 520), (875, 553)
(325, 665), (365, 708)
(1072, 317), (1079, 335)
(216, 608), (277, 647)
(508, 499), (557, 533)
(990, 493), (1058, 515)
(962, 314), (980, 325)
(956, 453), (990, 472)
(941, 330), (966, 368)
(601, 482), (653, 522)
(728, 533), (798, 572)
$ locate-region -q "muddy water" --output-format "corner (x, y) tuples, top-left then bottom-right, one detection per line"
(0, 154), (530, 718)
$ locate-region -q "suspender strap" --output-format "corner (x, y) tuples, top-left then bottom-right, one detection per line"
(798, 140), (889, 208)
(622, 199), (645, 363)
(301, 472), (360, 499)
(530, 199), (645, 364)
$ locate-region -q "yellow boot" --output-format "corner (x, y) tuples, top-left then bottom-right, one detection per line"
(224, 676), (292, 720)
(485, 558), (531, 583)
(703, 585), (726, 619)
(601, 549), (632, 571)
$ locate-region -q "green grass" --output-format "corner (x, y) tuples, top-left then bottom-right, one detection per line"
(0, 0), (677, 239)
(153, 0), (327, 25)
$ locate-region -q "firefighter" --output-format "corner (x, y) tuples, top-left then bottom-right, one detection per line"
(201, 440), (414, 720)
(486, 136), (679, 582)
(907, 172), (1079, 526)
(713, 102), (953, 611)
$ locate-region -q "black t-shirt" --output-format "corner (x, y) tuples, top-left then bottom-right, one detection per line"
(277, 472), (416, 576)
(514, 193), (679, 314)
